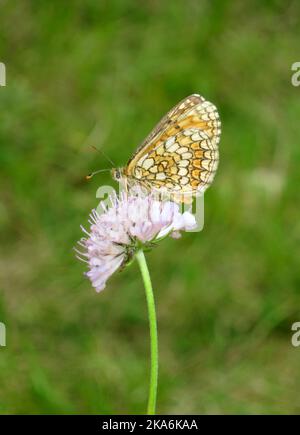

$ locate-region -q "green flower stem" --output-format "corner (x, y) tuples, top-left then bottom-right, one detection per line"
(136, 250), (158, 415)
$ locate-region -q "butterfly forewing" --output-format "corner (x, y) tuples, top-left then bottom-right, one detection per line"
(124, 94), (221, 199)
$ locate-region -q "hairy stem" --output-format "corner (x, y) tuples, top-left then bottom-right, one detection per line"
(136, 250), (158, 415)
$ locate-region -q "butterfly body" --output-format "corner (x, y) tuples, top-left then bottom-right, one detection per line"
(112, 94), (221, 201)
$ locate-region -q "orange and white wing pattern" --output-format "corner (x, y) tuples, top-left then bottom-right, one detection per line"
(124, 94), (221, 197)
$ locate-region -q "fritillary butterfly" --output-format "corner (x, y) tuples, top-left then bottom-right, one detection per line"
(111, 94), (221, 201)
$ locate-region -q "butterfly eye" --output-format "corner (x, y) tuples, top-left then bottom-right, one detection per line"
(112, 168), (121, 180)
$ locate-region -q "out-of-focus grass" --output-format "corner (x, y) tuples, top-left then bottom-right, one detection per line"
(0, 0), (300, 414)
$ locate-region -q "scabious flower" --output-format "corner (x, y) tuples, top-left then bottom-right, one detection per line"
(75, 190), (196, 292)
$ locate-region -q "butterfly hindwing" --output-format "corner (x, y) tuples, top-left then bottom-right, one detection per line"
(128, 128), (218, 193)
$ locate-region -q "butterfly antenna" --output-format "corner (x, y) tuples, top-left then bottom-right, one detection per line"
(86, 168), (111, 180)
(90, 145), (116, 168)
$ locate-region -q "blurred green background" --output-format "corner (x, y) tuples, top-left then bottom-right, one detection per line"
(1, 0), (300, 414)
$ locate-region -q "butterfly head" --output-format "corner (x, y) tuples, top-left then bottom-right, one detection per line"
(111, 167), (125, 182)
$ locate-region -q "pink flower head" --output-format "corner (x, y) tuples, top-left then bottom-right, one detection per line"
(75, 190), (196, 292)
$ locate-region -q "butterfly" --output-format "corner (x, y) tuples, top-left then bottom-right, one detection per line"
(111, 94), (221, 202)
